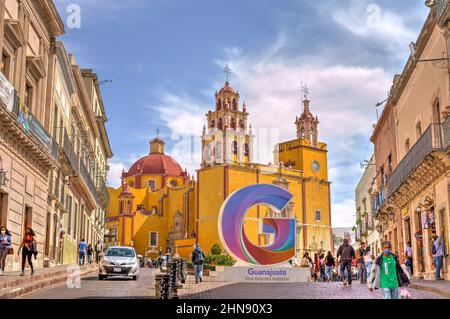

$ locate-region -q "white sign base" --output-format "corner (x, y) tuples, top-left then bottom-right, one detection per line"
(209, 266), (310, 283)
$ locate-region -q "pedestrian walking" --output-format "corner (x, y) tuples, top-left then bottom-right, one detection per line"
(87, 244), (94, 264)
(78, 238), (87, 266)
(363, 246), (374, 277)
(324, 251), (335, 282)
(191, 243), (206, 284)
(300, 252), (311, 267)
(337, 238), (355, 286)
(432, 231), (445, 281)
(367, 241), (410, 299)
(319, 254), (326, 282)
(404, 242), (413, 275)
(95, 241), (103, 263)
(356, 242), (367, 283)
(0, 226), (12, 275)
(18, 227), (36, 276)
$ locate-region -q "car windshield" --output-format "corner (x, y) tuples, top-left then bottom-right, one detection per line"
(105, 248), (135, 257)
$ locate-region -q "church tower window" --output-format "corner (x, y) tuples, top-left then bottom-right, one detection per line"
(218, 118), (223, 130)
(232, 141), (238, 155)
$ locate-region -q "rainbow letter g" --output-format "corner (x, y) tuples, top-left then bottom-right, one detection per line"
(218, 184), (296, 266)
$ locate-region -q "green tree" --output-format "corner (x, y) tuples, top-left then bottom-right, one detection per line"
(211, 243), (222, 256)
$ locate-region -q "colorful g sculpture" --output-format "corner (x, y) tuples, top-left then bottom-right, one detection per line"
(218, 184), (296, 266)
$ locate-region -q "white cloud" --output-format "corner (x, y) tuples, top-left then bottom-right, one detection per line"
(330, 0), (417, 55)
(107, 162), (127, 189)
(332, 199), (357, 228)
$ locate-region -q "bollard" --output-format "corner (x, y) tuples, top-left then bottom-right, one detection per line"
(155, 273), (170, 299)
(168, 261), (179, 299)
(181, 259), (187, 284)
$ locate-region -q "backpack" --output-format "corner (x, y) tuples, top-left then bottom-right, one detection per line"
(432, 243), (438, 255)
(194, 250), (205, 264)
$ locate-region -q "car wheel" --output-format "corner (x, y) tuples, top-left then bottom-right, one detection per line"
(133, 275), (138, 281)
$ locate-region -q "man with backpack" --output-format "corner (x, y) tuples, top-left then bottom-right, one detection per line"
(432, 231), (444, 281)
(191, 244), (206, 284)
(337, 238), (355, 286)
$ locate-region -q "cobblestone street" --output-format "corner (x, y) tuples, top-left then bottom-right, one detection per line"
(19, 268), (446, 299)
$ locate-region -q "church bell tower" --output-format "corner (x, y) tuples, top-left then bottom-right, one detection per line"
(201, 68), (253, 167)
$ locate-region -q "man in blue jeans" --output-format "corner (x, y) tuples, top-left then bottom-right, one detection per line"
(78, 238), (87, 266)
(432, 233), (444, 281)
(337, 238), (355, 286)
(191, 244), (206, 284)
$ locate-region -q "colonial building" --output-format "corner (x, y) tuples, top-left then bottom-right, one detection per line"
(0, 1), (112, 270)
(372, 1), (450, 280)
(355, 155), (381, 255)
(107, 82), (333, 260)
(105, 136), (195, 257)
(0, 0), (63, 271)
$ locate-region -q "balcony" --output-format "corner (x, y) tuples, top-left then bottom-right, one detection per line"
(97, 179), (110, 209)
(79, 160), (98, 205)
(387, 123), (446, 198)
(62, 130), (79, 172)
(436, 0), (450, 22)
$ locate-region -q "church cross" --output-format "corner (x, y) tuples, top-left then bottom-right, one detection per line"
(224, 65), (232, 83)
(301, 83), (310, 100)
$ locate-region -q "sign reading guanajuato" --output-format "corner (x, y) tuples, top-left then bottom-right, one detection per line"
(218, 184), (296, 266)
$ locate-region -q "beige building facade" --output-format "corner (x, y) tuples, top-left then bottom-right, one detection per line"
(374, 2), (450, 280)
(0, 0), (112, 270)
(355, 155), (381, 254)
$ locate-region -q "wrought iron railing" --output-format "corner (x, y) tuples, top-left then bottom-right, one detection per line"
(63, 130), (79, 172)
(98, 178), (110, 204)
(80, 160), (98, 203)
(436, 0), (449, 20)
(387, 123), (444, 198)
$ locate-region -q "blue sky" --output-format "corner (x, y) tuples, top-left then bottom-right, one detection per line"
(54, 0), (429, 227)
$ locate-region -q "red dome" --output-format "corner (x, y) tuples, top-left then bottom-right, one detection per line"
(126, 153), (183, 177)
(219, 82), (236, 94)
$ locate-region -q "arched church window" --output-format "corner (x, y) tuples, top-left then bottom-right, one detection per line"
(217, 99), (222, 110)
(210, 120), (215, 128)
(218, 118), (223, 130)
(231, 118), (236, 129)
(239, 120), (245, 129)
(301, 128), (306, 139)
(233, 141), (238, 155)
(244, 144), (249, 157)
(233, 99), (238, 111)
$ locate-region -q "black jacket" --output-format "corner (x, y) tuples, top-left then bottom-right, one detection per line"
(337, 244), (355, 262)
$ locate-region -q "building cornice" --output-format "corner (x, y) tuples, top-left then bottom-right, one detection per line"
(389, 10), (436, 106)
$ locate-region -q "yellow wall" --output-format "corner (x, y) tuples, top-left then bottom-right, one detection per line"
(107, 135), (332, 261)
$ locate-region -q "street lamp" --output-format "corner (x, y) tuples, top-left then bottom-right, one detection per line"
(409, 41), (450, 66)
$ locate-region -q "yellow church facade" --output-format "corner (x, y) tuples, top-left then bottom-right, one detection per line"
(105, 81), (332, 260)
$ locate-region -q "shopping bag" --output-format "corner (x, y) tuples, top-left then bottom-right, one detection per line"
(400, 287), (412, 299)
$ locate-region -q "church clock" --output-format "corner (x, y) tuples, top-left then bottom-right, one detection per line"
(312, 160), (320, 172)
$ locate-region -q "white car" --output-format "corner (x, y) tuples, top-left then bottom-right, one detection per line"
(99, 246), (140, 281)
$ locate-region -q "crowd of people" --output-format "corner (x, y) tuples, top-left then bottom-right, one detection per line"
(298, 239), (413, 299)
(77, 239), (103, 266)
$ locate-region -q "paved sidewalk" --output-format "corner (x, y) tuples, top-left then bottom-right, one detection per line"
(178, 277), (445, 299)
(410, 280), (450, 299)
(0, 263), (98, 298)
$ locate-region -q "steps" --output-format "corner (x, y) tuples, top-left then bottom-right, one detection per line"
(0, 264), (98, 299)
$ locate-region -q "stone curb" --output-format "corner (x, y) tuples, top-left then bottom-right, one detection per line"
(410, 283), (450, 299)
(0, 266), (98, 299)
